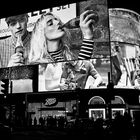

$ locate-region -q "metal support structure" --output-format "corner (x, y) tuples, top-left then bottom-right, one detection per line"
(9, 80), (13, 132)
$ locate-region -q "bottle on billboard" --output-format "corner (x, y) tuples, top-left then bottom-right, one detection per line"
(15, 35), (24, 54)
(15, 35), (25, 64)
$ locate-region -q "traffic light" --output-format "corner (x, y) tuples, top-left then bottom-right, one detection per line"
(0, 79), (9, 95)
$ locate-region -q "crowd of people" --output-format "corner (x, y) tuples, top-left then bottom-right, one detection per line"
(14, 111), (140, 140)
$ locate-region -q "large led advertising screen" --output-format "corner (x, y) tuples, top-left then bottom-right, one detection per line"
(0, 0), (110, 94)
(109, 8), (140, 89)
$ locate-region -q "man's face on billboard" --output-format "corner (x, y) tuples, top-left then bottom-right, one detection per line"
(8, 15), (28, 38)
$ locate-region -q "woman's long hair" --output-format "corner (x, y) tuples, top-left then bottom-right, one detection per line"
(28, 12), (75, 64)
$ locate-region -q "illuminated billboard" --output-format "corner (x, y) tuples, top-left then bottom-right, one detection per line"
(38, 59), (109, 92)
(109, 8), (140, 89)
(0, 0), (110, 94)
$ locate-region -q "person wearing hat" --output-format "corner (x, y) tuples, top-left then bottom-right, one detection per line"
(0, 13), (31, 67)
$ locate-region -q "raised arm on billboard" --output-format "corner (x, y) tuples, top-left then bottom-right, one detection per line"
(78, 10), (97, 60)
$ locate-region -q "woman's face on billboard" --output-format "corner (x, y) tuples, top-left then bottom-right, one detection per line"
(44, 14), (65, 41)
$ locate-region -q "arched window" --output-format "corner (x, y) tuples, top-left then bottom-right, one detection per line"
(88, 96), (106, 105)
(111, 96), (125, 104)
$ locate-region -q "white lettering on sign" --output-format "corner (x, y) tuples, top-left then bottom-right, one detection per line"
(44, 98), (57, 106)
(52, 4), (76, 24)
(0, 3), (76, 38)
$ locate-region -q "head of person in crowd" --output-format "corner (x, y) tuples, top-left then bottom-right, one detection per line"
(28, 12), (75, 64)
(5, 13), (29, 39)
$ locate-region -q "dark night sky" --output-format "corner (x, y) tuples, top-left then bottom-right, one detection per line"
(0, 0), (139, 19)
(108, 0), (140, 14)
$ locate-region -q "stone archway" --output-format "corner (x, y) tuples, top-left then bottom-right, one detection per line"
(111, 95), (125, 104)
(88, 96), (106, 105)
(111, 96), (125, 119)
(88, 96), (106, 120)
